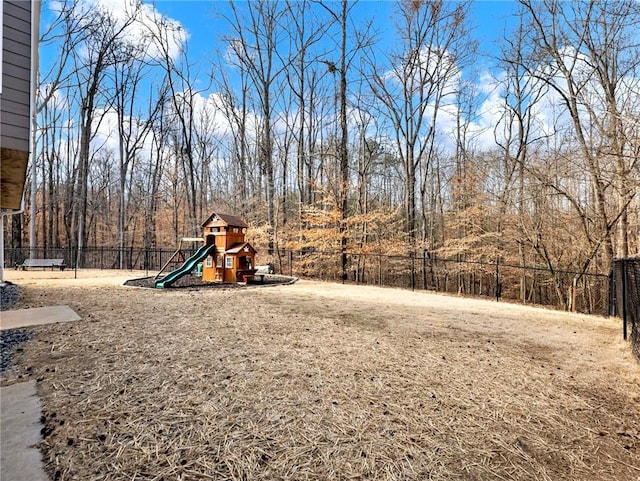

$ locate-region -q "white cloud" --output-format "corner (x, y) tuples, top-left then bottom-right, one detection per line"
(52, 0), (188, 63)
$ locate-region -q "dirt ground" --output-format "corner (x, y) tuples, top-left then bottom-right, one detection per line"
(2, 269), (639, 480)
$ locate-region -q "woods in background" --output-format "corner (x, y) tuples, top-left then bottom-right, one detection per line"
(6, 0), (639, 303)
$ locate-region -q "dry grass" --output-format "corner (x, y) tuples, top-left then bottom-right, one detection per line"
(2, 270), (639, 480)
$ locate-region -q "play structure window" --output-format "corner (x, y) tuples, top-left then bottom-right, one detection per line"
(205, 256), (213, 268)
(225, 256), (233, 269)
(233, 227), (239, 233)
(216, 255), (223, 268)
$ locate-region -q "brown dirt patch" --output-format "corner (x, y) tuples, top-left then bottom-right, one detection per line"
(2, 270), (639, 480)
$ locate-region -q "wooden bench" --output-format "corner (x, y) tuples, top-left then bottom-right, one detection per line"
(236, 269), (259, 283)
(17, 259), (67, 271)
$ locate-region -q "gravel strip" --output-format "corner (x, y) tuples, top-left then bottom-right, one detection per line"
(0, 282), (21, 311)
(0, 328), (32, 372)
(1, 282), (29, 373)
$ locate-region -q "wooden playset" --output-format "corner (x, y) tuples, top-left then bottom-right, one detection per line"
(155, 213), (257, 288)
(201, 212), (257, 283)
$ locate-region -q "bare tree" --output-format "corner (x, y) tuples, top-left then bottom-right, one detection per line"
(112, 36), (164, 267)
(314, 0), (374, 280)
(144, 9), (204, 237)
(314, 0), (350, 279)
(34, 0), (89, 253)
(37, 85), (66, 251)
(212, 63), (253, 215)
(368, 0), (474, 249)
(517, 0), (640, 270)
(224, 0), (288, 254)
(282, 0), (329, 229)
(494, 12), (548, 302)
(70, 1), (139, 264)
(140, 100), (169, 253)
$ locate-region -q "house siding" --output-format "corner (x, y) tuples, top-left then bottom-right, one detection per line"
(1, 0), (32, 152)
(1, 0), (32, 210)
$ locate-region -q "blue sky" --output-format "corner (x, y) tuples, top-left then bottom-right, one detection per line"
(37, 0), (523, 153)
(39, 0), (519, 87)
(142, 1), (518, 73)
(146, 0), (521, 150)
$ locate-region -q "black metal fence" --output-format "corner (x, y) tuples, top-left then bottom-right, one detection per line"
(4, 246), (611, 316)
(271, 249), (609, 316)
(610, 258), (640, 360)
(3, 246), (195, 274)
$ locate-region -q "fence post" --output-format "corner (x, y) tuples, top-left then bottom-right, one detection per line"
(289, 250), (293, 277)
(411, 251), (415, 291)
(621, 261), (628, 340)
(570, 277), (577, 312)
(495, 258), (501, 302)
(423, 250), (427, 290)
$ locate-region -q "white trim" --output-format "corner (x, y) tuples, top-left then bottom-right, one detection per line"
(28, 1), (41, 259)
(0, 0), (4, 95)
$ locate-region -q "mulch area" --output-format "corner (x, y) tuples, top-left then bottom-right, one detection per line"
(124, 274), (293, 289)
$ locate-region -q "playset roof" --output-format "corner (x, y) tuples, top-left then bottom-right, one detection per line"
(202, 212), (248, 229)
(226, 242), (256, 255)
